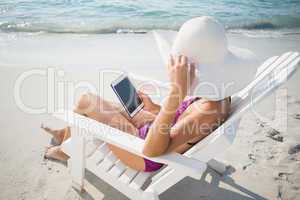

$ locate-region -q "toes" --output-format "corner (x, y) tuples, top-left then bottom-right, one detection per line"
(43, 146), (56, 160)
(43, 146), (68, 161)
(40, 123), (54, 133)
(42, 126), (52, 132)
(44, 148), (50, 159)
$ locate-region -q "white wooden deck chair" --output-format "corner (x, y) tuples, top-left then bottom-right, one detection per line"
(53, 51), (300, 200)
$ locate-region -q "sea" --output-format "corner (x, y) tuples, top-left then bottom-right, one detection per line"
(1, 0), (300, 37)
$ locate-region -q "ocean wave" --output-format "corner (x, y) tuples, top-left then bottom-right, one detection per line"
(1, 0), (299, 36)
(227, 16), (300, 31)
(1, 14), (300, 37)
(0, 21), (175, 34)
(1, 21), (300, 35)
(228, 21), (278, 30)
(228, 29), (300, 38)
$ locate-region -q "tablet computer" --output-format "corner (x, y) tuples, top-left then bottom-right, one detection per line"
(111, 74), (144, 117)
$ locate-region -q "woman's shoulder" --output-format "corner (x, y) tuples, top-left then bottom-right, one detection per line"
(191, 97), (231, 118)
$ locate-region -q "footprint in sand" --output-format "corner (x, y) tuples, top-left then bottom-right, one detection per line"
(266, 128), (283, 142)
(292, 114), (300, 120)
(288, 144), (300, 155)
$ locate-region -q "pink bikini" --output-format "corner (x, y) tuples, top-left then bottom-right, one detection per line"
(138, 97), (200, 172)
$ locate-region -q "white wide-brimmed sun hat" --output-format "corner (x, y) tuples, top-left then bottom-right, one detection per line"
(154, 16), (258, 100)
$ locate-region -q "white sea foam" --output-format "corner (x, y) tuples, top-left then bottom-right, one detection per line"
(0, 0), (300, 36)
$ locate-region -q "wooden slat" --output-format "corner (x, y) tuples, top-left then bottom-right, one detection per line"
(238, 52), (297, 98)
(87, 143), (110, 165)
(151, 166), (171, 183)
(97, 151), (118, 171)
(85, 139), (103, 158)
(87, 162), (147, 200)
(232, 52), (293, 109)
(119, 168), (139, 185)
(251, 52), (299, 99)
(108, 160), (127, 178)
(224, 52), (299, 122)
(146, 169), (186, 194)
(255, 56), (278, 77)
(275, 52), (299, 74)
(129, 172), (153, 190)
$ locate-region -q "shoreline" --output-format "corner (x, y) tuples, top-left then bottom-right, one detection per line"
(1, 27), (300, 36)
(1, 31), (300, 65)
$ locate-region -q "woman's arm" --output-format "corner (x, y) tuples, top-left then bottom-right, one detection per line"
(128, 91), (161, 128)
(144, 98), (229, 157)
(143, 55), (195, 157)
(142, 90), (182, 156)
(166, 102), (224, 153)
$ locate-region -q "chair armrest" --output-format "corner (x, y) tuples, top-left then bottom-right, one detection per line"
(53, 111), (207, 177)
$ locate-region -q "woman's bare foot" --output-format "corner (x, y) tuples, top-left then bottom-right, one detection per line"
(44, 146), (69, 161)
(41, 124), (66, 145)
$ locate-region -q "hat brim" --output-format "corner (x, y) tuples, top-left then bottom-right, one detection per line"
(195, 45), (258, 100)
(153, 30), (258, 100)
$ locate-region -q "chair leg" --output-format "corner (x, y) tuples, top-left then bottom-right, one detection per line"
(207, 159), (227, 175)
(70, 126), (86, 192)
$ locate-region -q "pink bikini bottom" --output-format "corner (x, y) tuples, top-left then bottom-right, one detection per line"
(138, 97), (200, 172)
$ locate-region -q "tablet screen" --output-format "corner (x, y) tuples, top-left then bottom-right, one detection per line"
(113, 77), (142, 114)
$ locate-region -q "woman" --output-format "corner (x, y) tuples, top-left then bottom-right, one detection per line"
(42, 16), (256, 172)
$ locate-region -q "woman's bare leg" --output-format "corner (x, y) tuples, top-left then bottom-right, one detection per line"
(73, 93), (146, 171)
(41, 125), (69, 145)
(44, 93), (146, 171)
(44, 146), (69, 161)
(74, 93), (138, 134)
(42, 126), (71, 161)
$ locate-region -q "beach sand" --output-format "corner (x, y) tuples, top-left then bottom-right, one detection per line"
(0, 32), (300, 200)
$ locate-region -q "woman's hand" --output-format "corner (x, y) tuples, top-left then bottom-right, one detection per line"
(130, 91), (159, 127)
(138, 91), (160, 114)
(168, 55), (195, 101)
